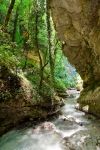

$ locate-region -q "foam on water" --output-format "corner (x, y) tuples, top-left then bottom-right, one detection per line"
(0, 95), (100, 150)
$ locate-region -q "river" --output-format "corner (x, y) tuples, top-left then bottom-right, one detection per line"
(0, 94), (100, 150)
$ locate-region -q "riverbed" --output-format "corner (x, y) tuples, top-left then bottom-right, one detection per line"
(0, 94), (100, 150)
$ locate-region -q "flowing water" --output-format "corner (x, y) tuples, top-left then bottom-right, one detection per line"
(0, 94), (100, 150)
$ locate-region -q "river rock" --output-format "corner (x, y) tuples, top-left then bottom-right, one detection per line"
(32, 122), (56, 133)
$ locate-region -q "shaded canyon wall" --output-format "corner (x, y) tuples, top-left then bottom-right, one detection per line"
(49, 0), (100, 117)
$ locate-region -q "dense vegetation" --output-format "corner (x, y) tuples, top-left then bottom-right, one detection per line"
(0, 0), (80, 100)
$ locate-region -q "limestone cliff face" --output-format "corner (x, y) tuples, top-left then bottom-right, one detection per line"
(50, 0), (100, 117)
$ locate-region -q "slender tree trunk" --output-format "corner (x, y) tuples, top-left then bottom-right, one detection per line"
(12, 6), (19, 42)
(35, 1), (49, 91)
(4, 0), (16, 28)
(35, 4), (44, 90)
(46, 0), (54, 85)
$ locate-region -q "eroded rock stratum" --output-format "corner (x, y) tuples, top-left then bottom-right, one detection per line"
(50, 0), (100, 117)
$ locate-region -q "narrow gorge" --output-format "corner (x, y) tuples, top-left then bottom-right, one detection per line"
(49, 0), (100, 117)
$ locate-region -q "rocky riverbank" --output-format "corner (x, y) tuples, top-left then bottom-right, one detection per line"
(0, 64), (63, 136)
(0, 95), (100, 150)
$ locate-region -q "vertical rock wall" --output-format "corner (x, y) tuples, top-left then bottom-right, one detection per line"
(50, 0), (100, 117)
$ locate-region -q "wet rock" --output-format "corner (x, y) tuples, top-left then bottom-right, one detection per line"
(82, 105), (89, 113)
(75, 103), (80, 109)
(59, 115), (84, 127)
(61, 137), (79, 150)
(62, 129), (100, 150)
(66, 89), (80, 98)
(32, 122), (56, 134)
(58, 92), (69, 98)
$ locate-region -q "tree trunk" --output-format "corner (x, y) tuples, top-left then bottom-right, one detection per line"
(35, 2), (44, 91)
(12, 6), (19, 42)
(4, 0), (16, 28)
(46, 0), (55, 85)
